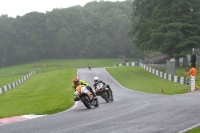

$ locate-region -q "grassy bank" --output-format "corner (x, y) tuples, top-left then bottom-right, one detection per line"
(0, 59), (122, 87)
(106, 66), (188, 94)
(157, 67), (200, 88)
(0, 69), (76, 118)
(0, 59), (123, 118)
(0, 59), (192, 118)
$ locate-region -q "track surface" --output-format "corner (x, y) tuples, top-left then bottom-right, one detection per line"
(0, 68), (200, 133)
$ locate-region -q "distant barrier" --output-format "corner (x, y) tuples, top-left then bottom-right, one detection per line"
(0, 71), (37, 95)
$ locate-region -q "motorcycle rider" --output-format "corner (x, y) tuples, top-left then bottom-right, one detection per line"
(93, 76), (113, 100)
(72, 77), (97, 101)
(88, 64), (91, 69)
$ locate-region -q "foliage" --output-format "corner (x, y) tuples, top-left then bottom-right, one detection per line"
(0, 1), (136, 67)
(129, 0), (200, 59)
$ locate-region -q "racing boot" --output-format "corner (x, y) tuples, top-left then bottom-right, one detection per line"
(92, 92), (97, 100)
(74, 96), (80, 101)
(93, 94), (97, 100)
(87, 86), (97, 100)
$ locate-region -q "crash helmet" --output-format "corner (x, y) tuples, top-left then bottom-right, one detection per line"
(73, 77), (79, 85)
(94, 76), (99, 83)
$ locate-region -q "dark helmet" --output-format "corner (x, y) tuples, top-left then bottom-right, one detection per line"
(73, 77), (79, 85)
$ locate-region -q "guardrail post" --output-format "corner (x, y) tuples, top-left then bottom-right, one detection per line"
(190, 76), (195, 92)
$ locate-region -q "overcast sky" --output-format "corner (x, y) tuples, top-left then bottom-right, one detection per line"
(0, 0), (125, 18)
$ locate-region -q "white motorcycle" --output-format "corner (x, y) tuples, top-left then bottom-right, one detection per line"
(95, 82), (113, 103)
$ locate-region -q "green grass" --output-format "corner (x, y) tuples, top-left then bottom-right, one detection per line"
(0, 59), (200, 132)
(0, 58), (122, 87)
(0, 69), (76, 118)
(0, 58), (122, 77)
(157, 67), (200, 87)
(0, 75), (24, 87)
(187, 127), (200, 133)
(1, 59), (199, 132)
(0, 59), (194, 124)
(0, 58), (124, 118)
(106, 66), (188, 94)
(32, 58), (126, 68)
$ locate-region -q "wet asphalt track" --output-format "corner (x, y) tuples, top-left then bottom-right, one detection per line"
(0, 68), (200, 133)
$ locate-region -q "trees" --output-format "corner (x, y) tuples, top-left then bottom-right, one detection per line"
(130, 0), (200, 59)
(0, 1), (134, 66)
(0, 15), (15, 66)
(13, 12), (47, 62)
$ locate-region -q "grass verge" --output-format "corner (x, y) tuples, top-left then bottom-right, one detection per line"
(106, 66), (188, 94)
(0, 59), (193, 119)
(0, 68), (76, 118)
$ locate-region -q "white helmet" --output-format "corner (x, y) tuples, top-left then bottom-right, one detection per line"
(94, 76), (99, 83)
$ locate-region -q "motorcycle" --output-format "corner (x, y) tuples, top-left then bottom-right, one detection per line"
(95, 82), (113, 103)
(74, 85), (99, 109)
(88, 65), (91, 70)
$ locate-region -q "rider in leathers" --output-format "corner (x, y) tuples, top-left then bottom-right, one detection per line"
(72, 77), (97, 101)
(93, 76), (113, 101)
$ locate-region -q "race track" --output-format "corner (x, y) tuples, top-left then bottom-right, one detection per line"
(0, 68), (200, 133)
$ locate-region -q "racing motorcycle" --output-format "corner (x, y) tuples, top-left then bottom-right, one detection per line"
(88, 64), (91, 70)
(74, 85), (99, 109)
(95, 82), (113, 103)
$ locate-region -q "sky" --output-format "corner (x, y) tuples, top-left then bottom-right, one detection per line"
(0, 0), (125, 18)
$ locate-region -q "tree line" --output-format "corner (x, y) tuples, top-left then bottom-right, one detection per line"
(0, 0), (136, 67)
(129, 0), (200, 62)
(1, 0), (199, 67)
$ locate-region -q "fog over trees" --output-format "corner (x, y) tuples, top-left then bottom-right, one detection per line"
(1, 0), (200, 67)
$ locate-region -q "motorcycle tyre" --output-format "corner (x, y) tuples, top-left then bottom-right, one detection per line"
(102, 91), (109, 103)
(94, 98), (99, 107)
(81, 96), (91, 109)
(110, 94), (114, 102)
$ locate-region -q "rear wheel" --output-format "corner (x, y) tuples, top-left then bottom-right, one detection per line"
(94, 99), (99, 107)
(81, 96), (91, 109)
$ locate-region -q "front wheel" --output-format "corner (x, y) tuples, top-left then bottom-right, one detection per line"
(102, 91), (109, 103)
(81, 96), (91, 109)
(109, 92), (114, 102)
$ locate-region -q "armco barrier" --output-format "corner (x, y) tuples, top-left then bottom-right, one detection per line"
(0, 71), (37, 95)
(115, 62), (187, 85)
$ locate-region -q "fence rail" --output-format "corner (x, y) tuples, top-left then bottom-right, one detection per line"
(115, 62), (187, 85)
(0, 71), (37, 95)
